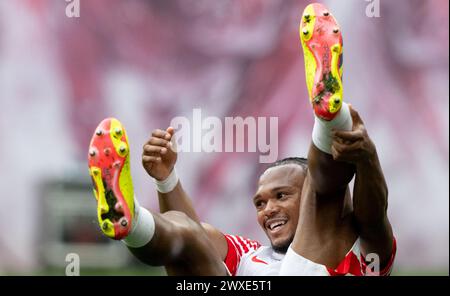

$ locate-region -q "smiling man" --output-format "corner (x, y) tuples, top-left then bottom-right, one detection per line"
(225, 158), (308, 275)
(135, 107), (395, 276)
(254, 159), (306, 254)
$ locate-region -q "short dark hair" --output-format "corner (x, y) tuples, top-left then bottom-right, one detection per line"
(266, 157), (308, 173)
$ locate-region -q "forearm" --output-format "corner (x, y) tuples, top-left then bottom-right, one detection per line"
(142, 128), (227, 262)
(158, 184), (228, 260)
(352, 151), (395, 267)
(158, 181), (201, 224)
(158, 190), (229, 264)
(329, 107), (394, 265)
(353, 150), (389, 231)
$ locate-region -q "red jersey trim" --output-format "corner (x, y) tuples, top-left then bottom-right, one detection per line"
(361, 237), (397, 276)
(327, 251), (364, 276)
(223, 234), (261, 276)
(328, 237), (397, 276)
(224, 235), (239, 276)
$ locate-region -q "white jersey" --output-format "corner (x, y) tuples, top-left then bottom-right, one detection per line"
(236, 245), (284, 276)
(223, 234), (396, 276)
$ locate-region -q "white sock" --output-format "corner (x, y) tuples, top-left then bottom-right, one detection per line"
(122, 198), (155, 248)
(312, 103), (352, 154)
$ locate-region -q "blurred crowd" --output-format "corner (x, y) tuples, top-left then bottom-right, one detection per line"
(0, 0), (448, 274)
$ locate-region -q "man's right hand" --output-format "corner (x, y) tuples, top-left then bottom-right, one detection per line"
(142, 127), (177, 181)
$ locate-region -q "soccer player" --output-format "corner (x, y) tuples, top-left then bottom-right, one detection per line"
(87, 3), (396, 275)
(139, 103), (395, 276)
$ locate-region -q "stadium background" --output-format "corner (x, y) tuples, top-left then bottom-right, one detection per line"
(0, 0), (448, 275)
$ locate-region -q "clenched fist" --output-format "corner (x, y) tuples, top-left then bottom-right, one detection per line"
(142, 127), (177, 181)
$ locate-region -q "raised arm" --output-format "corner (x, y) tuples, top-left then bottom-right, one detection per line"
(141, 127), (228, 260)
(141, 128), (199, 221)
(331, 106), (394, 268)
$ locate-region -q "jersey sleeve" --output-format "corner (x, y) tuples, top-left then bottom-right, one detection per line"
(361, 237), (397, 276)
(223, 234), (261, 276)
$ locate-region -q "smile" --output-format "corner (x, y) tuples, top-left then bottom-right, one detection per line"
(266, 218), (288, 233)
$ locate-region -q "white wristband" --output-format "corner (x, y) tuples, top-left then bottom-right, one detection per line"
(154, 168), (179, 193)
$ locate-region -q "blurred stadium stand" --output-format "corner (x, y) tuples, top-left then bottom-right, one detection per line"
(0, 0), (448, 275)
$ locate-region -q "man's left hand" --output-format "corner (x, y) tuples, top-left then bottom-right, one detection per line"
(330, 105), (376, 165)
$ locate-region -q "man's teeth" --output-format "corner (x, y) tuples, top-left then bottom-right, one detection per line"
(269, 221), (286, 230)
